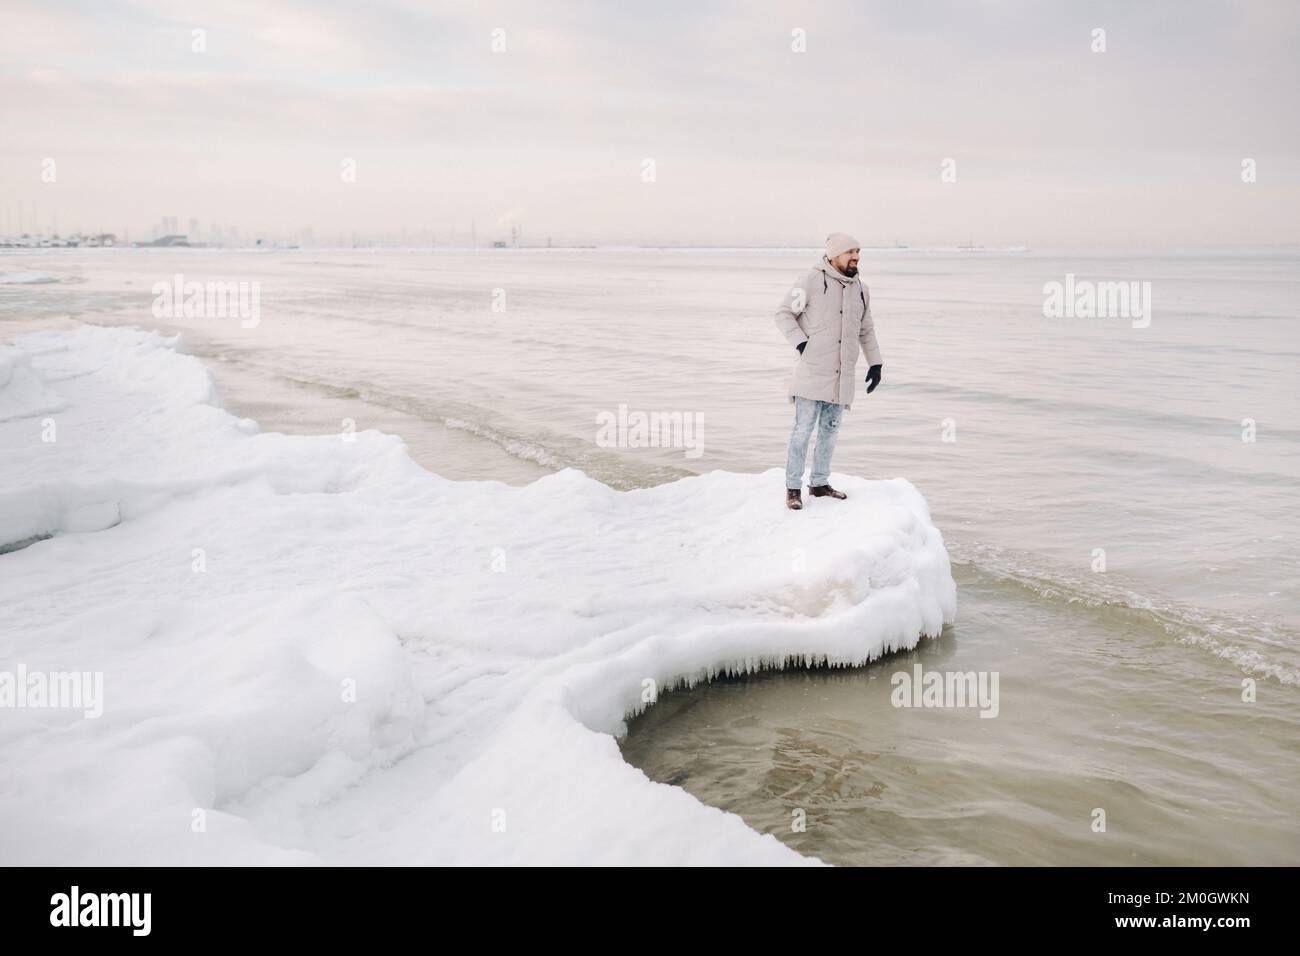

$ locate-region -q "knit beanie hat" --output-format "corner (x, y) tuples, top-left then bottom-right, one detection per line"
(825, 232), (860, 258)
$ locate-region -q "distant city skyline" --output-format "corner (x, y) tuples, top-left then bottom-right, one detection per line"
(3, 1), (1298, 248)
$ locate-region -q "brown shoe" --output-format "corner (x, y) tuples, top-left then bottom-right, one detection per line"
(808, 484), (847, 500)
(785, 488), (803, 510)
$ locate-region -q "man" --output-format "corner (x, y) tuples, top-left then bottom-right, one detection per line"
(773, 232), (883, 510)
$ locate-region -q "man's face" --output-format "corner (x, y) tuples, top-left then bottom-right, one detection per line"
(832, 249), (860, 277)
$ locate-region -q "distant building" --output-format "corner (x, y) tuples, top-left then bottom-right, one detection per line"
(136, 234), (190, 247)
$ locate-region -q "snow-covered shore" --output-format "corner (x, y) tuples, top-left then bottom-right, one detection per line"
(0, 326), (956, 865)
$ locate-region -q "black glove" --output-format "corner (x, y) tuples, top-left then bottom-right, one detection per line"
(865, 364), (882, 393)
(796, 341), (807, 354)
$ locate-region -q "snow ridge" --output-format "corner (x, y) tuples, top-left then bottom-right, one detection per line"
(0, 325), (956, 865)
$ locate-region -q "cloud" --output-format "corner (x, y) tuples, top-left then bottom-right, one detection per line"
(1, 0), (1297, 245)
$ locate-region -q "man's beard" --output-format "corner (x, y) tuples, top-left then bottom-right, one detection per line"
(842, 264), (859, 277)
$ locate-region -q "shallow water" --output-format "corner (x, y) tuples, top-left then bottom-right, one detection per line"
(4, 246), (1297, 864)
(621, 568), (1300, 865)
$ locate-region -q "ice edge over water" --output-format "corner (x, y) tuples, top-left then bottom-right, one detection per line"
(0, 325), (957, 865)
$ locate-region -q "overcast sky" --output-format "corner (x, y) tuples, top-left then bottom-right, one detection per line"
(2, 0), (1298, 247)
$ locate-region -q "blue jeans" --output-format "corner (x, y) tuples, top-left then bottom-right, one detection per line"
(785, 397), (843, 489)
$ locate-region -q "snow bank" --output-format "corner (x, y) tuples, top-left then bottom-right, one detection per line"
(0, 325), (957, 865)
(0, 345), (67, 426)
